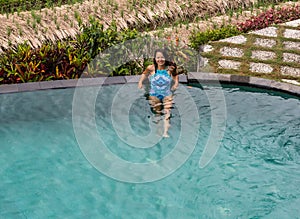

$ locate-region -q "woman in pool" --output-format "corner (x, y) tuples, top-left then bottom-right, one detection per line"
(138, 49), (179, 137)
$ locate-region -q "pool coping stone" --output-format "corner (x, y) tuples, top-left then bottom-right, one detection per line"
(0, 84), (18, 93)
(0, 73), (299, 96)
(189, 72), (300, 96)
(17, 82), (41, 92)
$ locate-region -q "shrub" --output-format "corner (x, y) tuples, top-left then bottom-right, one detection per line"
(0, 40), (88, 84)
(237, 5), (300, 32)
(189, 25), (242, 50)
(0, 18), (139, 84)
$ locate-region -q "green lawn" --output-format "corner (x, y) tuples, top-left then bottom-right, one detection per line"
(0, 0), (84, 14)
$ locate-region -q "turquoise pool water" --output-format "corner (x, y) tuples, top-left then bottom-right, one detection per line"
(0, 83), (300, 218)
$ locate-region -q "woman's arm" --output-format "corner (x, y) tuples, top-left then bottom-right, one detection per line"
(138, 65), (152, 89)
(171, 74), (179, 90)
(168, 64), (178, 90)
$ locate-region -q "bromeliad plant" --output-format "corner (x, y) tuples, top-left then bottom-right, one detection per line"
(0, 40), (88, 84)
(0, 17), (139, 84)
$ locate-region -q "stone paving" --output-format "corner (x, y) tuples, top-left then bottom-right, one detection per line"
(201, 19), (300, 86)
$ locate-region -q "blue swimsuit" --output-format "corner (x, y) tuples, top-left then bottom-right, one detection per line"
(149, 68), (172, 100)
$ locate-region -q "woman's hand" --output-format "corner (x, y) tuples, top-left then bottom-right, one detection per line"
(171, 84), (178, 91)
(138, 65), (153, 89)
(168, 65), (175, 74)
(171, 74), (179, 91)
(138, 73), (146, 89)
(138, 81), (143, 89)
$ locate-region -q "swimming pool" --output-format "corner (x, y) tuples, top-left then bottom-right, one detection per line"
(0, 83), (299, 218)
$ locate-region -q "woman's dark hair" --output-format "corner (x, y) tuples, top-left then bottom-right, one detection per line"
(153, 49), (177, 75)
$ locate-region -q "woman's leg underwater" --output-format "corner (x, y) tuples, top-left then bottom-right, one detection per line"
(149, 96), (163, 115)
(162, 96), (173, 137)
(148, 96), (164, 134)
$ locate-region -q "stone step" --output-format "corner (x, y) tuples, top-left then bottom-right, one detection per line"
(202, 19), (300, 83)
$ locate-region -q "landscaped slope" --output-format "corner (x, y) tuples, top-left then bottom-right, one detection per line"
(0, 0), (294, 51)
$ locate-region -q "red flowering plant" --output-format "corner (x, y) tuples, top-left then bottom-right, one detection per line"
(237, 5), (300, 33)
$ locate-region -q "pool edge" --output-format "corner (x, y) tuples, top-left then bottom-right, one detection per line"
(0, 73), (299, 97)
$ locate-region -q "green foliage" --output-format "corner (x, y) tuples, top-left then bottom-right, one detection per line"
(0, 40), (84, 83)
(189, 25), (242, 50)
(165, 45), (198, 74)
(2, 0), (298, 84)
(0, 18), (139, 84)
(0, 0), (84, 14)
